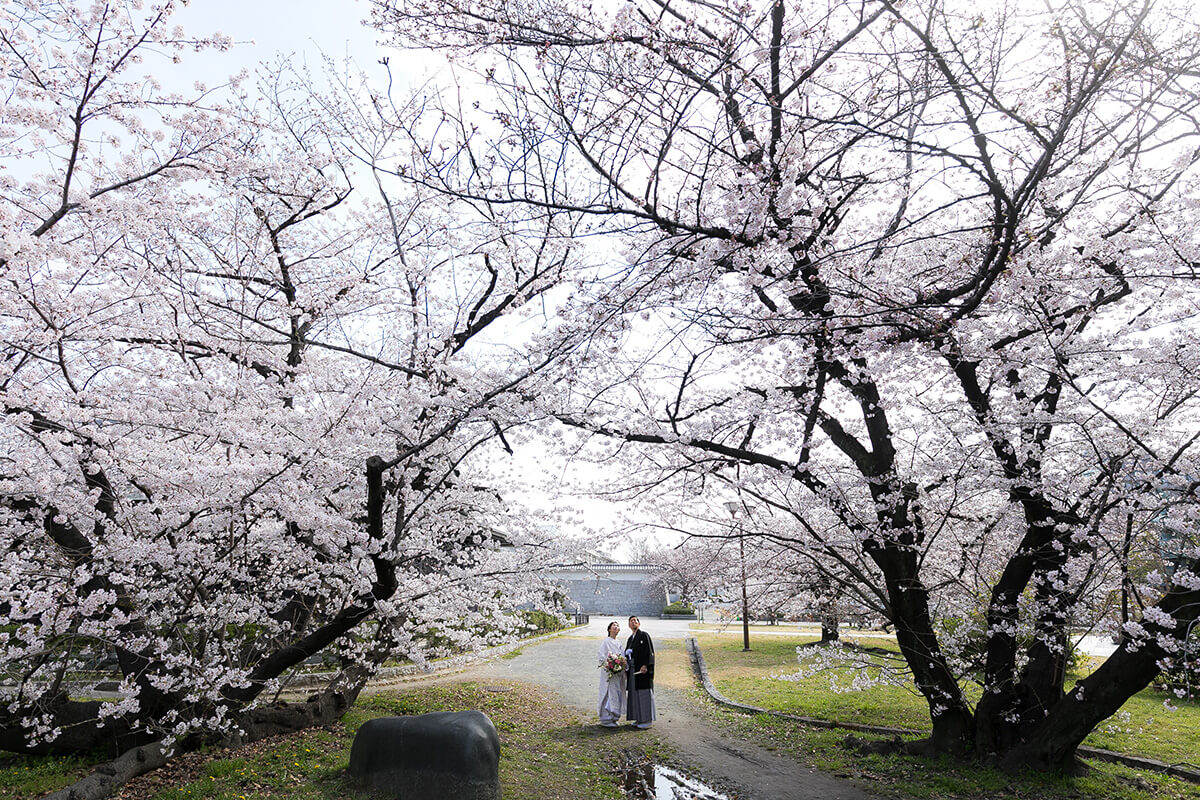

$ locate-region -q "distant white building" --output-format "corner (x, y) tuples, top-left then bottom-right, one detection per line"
(551, 563), (668, 617)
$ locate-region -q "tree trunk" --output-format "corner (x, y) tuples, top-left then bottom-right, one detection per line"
(41, 742), (172, 800)
(870, 544), (974, 753)
(820, 611), (839, 642)
(1003, 637), (1160, 771)
(971, 493), (1077, 753)
(1007, 564), (1200, 770)
(1016, 616), (1069, 726)
(234, 671), (367, 743)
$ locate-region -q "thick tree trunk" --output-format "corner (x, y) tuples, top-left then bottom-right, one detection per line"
(975, 581), (1073, 754)
(1004, 638), (1160, 771)
(870, 544), (974, 753)
(948, 355), (1094, 758)
(891, 580), (974, 752)
(971, 496), (1078, 753)
(234, 669), (367, 743)
(1016, 618), (1069, 722)
(0, 699), (147, 757)
(41, 742), (172, 800)
(820, 612), (839, 643)
(1006, 568), (1200, 771)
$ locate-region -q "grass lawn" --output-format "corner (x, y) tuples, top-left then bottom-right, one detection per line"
(696, 633), (933, 731)
(0, 681), (668, 800)
(695, 631), (1200, 769)
(704, 706), (1200, 800)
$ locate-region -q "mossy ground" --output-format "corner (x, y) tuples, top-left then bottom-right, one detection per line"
(0, 682), (669, 800)
(694, 632), (1200, 764)
(693, 631), (1200, 800)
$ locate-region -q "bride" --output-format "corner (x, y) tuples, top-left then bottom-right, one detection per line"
(597, 621), (627, 726)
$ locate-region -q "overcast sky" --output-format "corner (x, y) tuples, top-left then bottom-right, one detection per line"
(170, 0), (427, 86)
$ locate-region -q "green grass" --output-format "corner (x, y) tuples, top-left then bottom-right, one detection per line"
(697, 633), (933, 731)
(0, 752), (96, 799)
(1080, 678), (1200, 765)
(0, 682), (668, 800)
(696, 633), (1200, 771)
(691, 687), (1200, 800)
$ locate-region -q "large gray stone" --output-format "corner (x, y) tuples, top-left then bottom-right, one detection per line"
(348, 710), (501, 800)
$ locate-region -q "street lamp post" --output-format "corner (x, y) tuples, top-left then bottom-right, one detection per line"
(739, 534), (750, 651)
(724, 500), (752, 652)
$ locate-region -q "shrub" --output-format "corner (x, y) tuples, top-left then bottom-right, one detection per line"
(663, 601), (695, 615)
(517, 609), (569, 635)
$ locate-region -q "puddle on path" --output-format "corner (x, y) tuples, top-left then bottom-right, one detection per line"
(620, 753), (729, 800)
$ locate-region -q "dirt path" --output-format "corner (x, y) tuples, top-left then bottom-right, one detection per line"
(432, 623), (881, 800)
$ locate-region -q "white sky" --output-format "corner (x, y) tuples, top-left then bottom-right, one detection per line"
(170, 0), (426, 85)
(176, 0), (373, 57)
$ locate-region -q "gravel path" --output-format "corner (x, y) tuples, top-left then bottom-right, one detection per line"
(447, 619), (881, 800)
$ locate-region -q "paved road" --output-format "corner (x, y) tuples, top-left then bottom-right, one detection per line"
(461, 618), (881, 800)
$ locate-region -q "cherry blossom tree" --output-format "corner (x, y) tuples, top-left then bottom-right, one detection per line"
(377, 0), (1200, 768)
(637, 488), (886, 637)
(639, 540), (727, 605)
(738, 540), (862, 637)
(0, 3), (581, 795)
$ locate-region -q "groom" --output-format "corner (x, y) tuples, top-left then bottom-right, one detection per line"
(624, 615), (656, 729)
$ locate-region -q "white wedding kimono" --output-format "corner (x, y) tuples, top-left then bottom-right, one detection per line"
(597, 635), (627, 724)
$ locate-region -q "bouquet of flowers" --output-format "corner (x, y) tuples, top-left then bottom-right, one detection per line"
(602, 652), (628, 676)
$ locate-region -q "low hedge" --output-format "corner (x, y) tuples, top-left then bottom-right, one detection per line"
(663, 601), (695, 615)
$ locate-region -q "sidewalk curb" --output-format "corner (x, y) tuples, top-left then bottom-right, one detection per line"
(683, 636), (915, 737)
(282, 624), (589, 691)
(683, 636), (1200, 784)
(1074, 746), (1200, 784)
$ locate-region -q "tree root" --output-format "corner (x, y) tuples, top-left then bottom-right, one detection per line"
(842, 733), (912, 756)
(843, 734), (1093, 776)
(31, 683), (363, 800)
(41, 741), (172, 800)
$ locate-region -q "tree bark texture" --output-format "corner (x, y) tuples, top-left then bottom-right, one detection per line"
(1006, 562), (1200, 770)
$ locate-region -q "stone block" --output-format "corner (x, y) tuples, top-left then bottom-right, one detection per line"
(348, 710), (500, 799)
